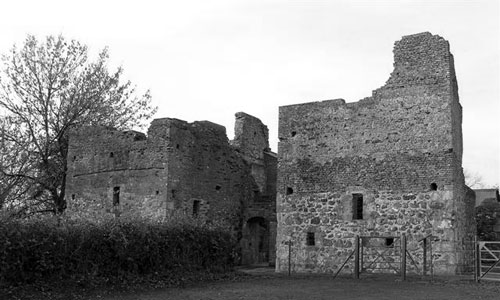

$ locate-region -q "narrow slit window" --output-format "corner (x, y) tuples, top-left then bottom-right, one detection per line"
(192, 200), (200, 217)
(352, 193), (363, 220)
(306, 232), (315, 246)
(113, 186), (120, 206)
(110, 152), (114, 158)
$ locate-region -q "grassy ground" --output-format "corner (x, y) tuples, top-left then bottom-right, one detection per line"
(103, 274), (500, 300)
(2, 270), (500, 300)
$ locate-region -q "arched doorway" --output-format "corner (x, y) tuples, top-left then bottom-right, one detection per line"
(241, 216), (269, 265)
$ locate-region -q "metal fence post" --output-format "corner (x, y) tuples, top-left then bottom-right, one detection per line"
(401, 234), (407, 281)
(423, 237), (427, 276)
(429, 237), (434, 280)
(473, 236), (477, 282)
(288, 240), (292, 276)
(360, 236), (364, 272)
(354, 235), (360, 279)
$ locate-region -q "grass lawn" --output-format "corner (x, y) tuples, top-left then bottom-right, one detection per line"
(2, 272), (500, 300)
(102, 274), (500, 300)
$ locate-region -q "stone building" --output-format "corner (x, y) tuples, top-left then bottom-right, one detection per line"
(65, 112), (277, 266)
(474, 189), (499, 207)
(276, 32), (475, 274)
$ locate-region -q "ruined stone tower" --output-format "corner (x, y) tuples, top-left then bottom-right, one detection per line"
(65, 113), (277, 266)
(276, 32), (475, 274)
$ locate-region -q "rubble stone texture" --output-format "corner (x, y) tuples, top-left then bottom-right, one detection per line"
(276, 32), (475, 275)
(66, 113), (277, 266)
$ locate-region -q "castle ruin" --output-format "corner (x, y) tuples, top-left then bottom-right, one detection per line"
(66, 112), (277, 266)
(66, 32), (476, 275)
(276, 32), (475, 274)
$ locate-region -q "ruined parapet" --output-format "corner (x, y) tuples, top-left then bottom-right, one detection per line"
(276, 32), (475, 275)
(379, 32), (454, 91)
(232, 112), (270, 161)
(232, 112), (273, 193)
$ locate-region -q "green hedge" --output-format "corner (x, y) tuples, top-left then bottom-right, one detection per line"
(0, 216), (236, 284)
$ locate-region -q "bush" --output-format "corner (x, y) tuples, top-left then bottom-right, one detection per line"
(0, 213), (236, 285)
(476, 203), (500, 241)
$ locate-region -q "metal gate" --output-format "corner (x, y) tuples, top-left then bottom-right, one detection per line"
(476, 241), (500, 282)
(360, 235), (402, 274)
(333, 235), (420, 280)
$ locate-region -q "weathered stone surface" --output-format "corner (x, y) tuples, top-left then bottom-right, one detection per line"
(65, 112), (277, 266)
(276, 32), (475, 275)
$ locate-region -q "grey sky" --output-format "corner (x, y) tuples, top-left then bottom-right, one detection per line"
(0, 0), (498, 186)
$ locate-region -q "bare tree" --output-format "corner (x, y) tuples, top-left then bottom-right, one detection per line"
(0, 35), (156, 214)
(0, 116), (32, 209)
(464, 169), (486, 189)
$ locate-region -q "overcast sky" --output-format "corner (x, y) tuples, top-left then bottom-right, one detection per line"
(0, 0), (498, 187)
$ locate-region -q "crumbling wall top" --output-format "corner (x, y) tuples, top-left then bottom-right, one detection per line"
(147, 117), (227, 143)
(382, 32), (453, 91)
(232, 112), (270, 162)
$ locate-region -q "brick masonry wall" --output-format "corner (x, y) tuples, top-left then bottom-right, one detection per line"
(276, 32), (475, 275)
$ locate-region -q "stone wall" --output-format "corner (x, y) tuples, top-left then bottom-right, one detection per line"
(276, 32), (475, 275)
(66, 113), (277, 266)
(66, 127), (167, 219)
(232, 112), (277, 266)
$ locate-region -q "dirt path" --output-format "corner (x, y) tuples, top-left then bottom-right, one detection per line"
(102, 274), (500, 300)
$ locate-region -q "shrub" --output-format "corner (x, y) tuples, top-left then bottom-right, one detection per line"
(0, 213), (236, 285)
(475, 203), (500, 241)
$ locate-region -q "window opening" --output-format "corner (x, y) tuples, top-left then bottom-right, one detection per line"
(430, 183), (437, 191)
(286, 187), (293, 195)
(176, 144), (180, 149)
(306, 232), (315, 246)
(352, 193), (363, 220)
(192, 200), (200, 217)
(113, 186), (120, 206)
(71, 194), (75, 200)
(385, 238), (394, 248)
(155, 190), (159, 195)
(109, 152), (114, 158)
(171, 189), (176, 199)
(215, 185), (221, 191)
(291, 131), (297, 137)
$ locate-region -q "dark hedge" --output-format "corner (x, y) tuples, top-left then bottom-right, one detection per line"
(0, 216), (236, 285)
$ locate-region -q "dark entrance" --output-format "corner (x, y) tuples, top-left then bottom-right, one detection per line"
(241, 217), (269, 265)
